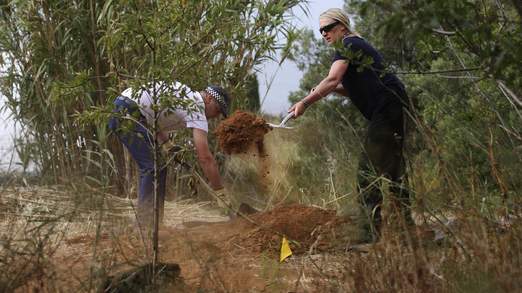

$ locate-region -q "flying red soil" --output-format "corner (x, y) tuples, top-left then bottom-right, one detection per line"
(215, 110), (271, 155)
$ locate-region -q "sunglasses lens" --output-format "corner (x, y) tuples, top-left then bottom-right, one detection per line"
(319, 21), (339, 34)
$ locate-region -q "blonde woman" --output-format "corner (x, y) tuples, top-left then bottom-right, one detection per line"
(289, 8), (413, 242)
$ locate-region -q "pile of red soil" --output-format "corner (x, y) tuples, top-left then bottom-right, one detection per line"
(230, 204), (350, 254)
(215, 111), (271, 154)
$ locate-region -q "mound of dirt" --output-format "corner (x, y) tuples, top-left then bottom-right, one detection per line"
(215, 111), (271, 154)
(230, 204), (350, 254)
(47, 201), (355, 292)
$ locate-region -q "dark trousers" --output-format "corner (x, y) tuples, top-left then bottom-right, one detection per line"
(357, 100), (412, 240)
(108, 96), (166, 225)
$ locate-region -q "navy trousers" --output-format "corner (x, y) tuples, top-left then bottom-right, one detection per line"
(357, 91), (412, 240)
(108, 96), (166, 224)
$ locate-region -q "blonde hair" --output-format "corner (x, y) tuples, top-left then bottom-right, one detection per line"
(319, 8), (361, 38)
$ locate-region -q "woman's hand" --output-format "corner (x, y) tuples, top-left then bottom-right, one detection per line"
(288, 100), (307, 118)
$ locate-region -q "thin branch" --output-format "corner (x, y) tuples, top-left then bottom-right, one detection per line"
(394, 67), (483, 75)
(497, 79), (522, 121)
(431, 28), (456, 36)
(435, 74), (481, 79)
(497, 79), (522, 107)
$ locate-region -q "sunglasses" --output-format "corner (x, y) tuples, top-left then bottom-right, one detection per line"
(319, 21), (340, 34)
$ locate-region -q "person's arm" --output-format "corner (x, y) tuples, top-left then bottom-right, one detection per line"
(311, 82), (347, 96)
(192, 128), (223, 190)
(289, 59), (348, 117)
(332, 83), (349, 97)
(316, 83), (348, 96)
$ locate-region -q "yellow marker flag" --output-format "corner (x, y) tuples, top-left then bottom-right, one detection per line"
(280, 236), (292, 263)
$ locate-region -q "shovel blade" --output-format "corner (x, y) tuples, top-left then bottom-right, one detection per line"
(267, 123), (293, 129)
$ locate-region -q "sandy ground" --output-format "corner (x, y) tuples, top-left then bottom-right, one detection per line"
(1, 188), (356, 292)
(5, 187), (515, 292)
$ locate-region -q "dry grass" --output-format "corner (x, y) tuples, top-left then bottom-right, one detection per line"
(0, 173), (520, 292)
(0, 184), (229, 292)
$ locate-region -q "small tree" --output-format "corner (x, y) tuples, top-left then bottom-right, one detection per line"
(0, 0), (306, 284)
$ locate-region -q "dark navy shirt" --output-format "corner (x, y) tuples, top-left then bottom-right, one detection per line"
(333, 36), (405, 120)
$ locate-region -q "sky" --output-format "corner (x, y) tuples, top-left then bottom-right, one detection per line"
(258, 0), (345, 115)
(0, 105), (17, 170)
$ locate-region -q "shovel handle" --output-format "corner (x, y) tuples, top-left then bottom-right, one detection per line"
(280, 112), (294, 126)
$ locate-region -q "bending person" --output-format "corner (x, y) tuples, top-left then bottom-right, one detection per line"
(109, 81), (231, 225)
(288, 8), (413, 242)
